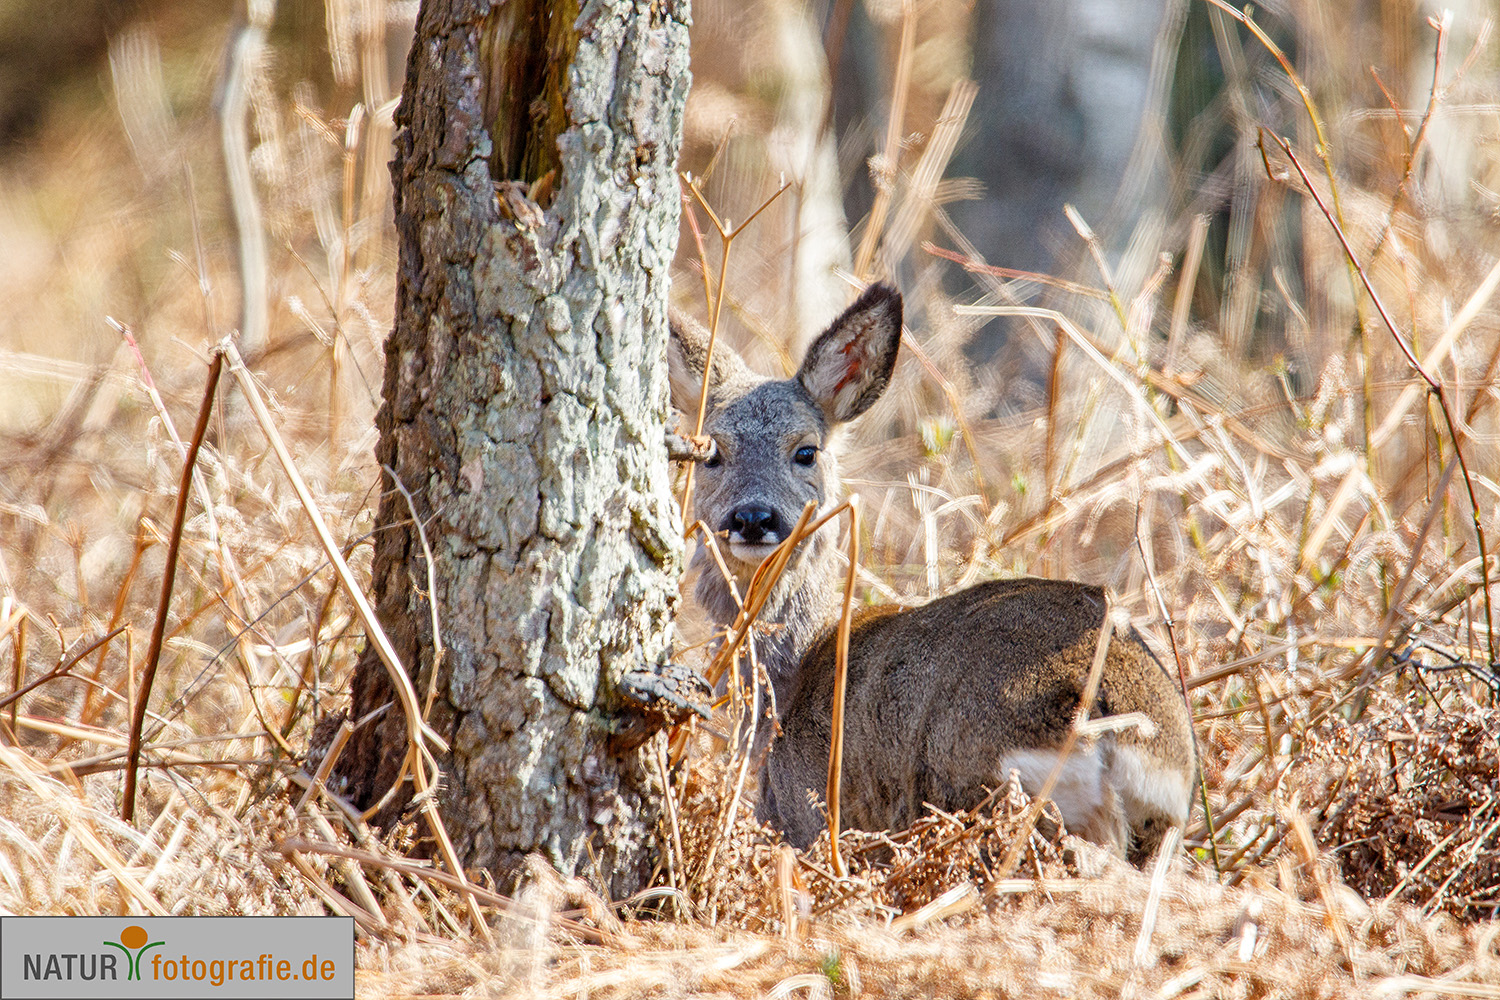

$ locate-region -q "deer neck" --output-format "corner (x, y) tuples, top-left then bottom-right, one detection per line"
(693, 528), (842, 708)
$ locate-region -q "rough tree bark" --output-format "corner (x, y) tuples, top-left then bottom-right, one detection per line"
(334, 0), (690, 897)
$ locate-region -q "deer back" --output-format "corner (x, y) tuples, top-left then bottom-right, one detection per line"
(758, 577), (1197, 862)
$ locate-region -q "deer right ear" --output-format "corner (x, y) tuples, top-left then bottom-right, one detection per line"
(667, 309), (749, 416)
(797, 283), (902, 425)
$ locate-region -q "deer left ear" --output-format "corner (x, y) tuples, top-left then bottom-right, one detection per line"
(796, 283), (902, 425)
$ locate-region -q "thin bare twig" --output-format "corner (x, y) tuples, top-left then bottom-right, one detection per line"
(675, 171), (792, 521)
(1268, 131), (1496, 669)
(123, 349), (222, 824)
(383, 465), (445, 718)
(0, 625), (127, 712)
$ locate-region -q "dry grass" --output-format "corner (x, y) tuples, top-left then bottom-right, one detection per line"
(2, 0), (1500, 997)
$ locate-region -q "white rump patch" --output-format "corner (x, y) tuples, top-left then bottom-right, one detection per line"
(1105, 742), (1193, 831)
(999, 746), (1128, 854)
(1001, 741), (1192, 856)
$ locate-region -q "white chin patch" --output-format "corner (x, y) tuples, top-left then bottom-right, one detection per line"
(728, 540), (780, 562)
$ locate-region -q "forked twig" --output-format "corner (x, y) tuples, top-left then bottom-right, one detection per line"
(0, 626), (127, 711)
(1368, 14), (1493, 260)
(675, 173), (792, 519)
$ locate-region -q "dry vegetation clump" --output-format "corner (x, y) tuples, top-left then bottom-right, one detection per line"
(2, 0), (1500, 997)
(1287, 687), (1500, 921)
(671, 752), (1068, 930)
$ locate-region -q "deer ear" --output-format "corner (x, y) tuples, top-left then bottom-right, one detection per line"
(796, 283), (902, 424)
(667, 309), (750, 416)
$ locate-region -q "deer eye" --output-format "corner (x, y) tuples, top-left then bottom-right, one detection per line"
(793, 445), (818, 466)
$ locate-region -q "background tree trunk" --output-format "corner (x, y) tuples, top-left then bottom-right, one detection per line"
(335, 0), (689, 897)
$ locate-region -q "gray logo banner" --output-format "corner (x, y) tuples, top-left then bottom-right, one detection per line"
(0, 916), (353, 999)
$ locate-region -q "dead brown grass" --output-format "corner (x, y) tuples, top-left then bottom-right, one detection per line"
(356, 841), (1500, 1000)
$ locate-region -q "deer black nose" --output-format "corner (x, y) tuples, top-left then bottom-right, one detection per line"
(728, 506), (779, 544)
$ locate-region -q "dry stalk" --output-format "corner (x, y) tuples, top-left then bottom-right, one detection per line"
(1133, 824), (1183, 967)
(852, 0), (915, 279)
(1206, 0), (1372, 431)
(124, 349), (222, 824)
(776, 844), (800, 941)
(296, 717), (352, 813)
(219, 13), (270, 357)
(953, 303), (1213, 501)
(284, 850), (384, 935)
(383, 465), (446, 719)
(825, 494), (861, 877)
(1283, 801), (1353, 960)
(1370, 257), (1500, 450)
(1367, 14), (1493, 260)
(1364, 458), (1459, 684)
(922, 243), (1109, 301)
(1064, 205), (1127, 330)
(675, 172), (791, 520)
(1135, 509), (1220, 874)
(0, 742), (169, 915)
(695, 494), (865, 879)
(654, 739), (687, 919)
(1165, 215), (1210, 375)
(1422, 811), (1500, 917)
(894, 328), (990, 506)
(219, 340), (491, 943)
(880, 79), (977, 269)
(701, 501), (819, 690)
(1268, 131), (1497, 669)
(8, 608), (25, 736)
(82, 531), (150, 730)
(703, 639), (761, 875)
(278, 837), (613, 944)
(888, 882), (977, 933)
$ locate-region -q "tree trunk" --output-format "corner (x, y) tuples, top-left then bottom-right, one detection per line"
(335, 0), (690, 897)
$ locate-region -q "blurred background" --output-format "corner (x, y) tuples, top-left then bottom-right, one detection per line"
(1, 0), (1499, 920)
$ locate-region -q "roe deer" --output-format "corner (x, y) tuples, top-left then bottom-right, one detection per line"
(668, 284), (1196, 862)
